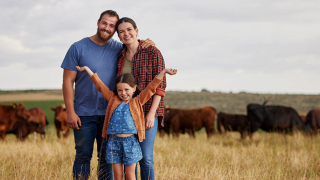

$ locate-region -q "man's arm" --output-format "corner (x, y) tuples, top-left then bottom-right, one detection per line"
(62, 69), (81, 130)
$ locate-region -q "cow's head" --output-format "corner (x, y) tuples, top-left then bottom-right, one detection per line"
(51, 104), (67, 122)
(30, 122), (46, 135)
(13, 102), (32, 121)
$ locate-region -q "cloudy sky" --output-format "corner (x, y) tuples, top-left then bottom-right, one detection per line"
(0, 0), (319, 94)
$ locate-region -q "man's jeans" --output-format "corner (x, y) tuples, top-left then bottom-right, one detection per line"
(73, 115), (113, 180)
(138, 117), (158, 180)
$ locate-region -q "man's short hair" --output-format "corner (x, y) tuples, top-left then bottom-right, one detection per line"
(99, 10), (119, 21)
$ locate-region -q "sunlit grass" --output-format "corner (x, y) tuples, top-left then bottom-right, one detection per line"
(1, 128), (320, 179)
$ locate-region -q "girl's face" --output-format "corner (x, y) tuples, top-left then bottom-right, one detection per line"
(117, 22), (138, 45)
(116, 82), (136, 103)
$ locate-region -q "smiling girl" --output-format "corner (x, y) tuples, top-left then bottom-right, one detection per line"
(76, 65), (177, 180)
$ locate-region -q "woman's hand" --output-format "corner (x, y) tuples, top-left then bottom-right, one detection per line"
(145, 112), (155, 129)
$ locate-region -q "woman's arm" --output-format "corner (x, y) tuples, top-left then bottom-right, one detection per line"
(76, 66), (113, 101)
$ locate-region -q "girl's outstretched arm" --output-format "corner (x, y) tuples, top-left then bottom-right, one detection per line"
(156, 68), (177, 80)
(76, 66), (113, 101)
(76, 66), (94, 77)
(138, 68), (177, 105)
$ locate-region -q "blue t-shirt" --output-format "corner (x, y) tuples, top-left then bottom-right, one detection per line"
(107, 103), (137, 134)
(61, 37), (123, 116)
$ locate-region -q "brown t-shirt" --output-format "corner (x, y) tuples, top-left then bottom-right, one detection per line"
(122, 56), (132, 74)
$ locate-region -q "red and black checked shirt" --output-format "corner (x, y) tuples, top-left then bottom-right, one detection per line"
(117, 40), (166, 127)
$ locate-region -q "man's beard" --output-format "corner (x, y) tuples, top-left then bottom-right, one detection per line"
(97, 28), (114, 42)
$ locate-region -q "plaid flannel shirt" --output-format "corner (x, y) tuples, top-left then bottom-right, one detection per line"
(117, 40), (166, 127)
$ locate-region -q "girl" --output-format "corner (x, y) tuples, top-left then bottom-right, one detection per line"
(115, 17), (166, 179)
(76, 65), (177, 180)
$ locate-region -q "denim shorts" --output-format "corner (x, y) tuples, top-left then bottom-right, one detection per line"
(106, 135), (142, 165)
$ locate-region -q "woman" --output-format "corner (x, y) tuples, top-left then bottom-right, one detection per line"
(115, 17), (166, 180)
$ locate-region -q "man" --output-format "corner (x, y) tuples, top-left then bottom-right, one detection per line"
(61, 10), (153, 180)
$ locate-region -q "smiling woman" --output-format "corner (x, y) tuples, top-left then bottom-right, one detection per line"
(115, 17), (167, 180)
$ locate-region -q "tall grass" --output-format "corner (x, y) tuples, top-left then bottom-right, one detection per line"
(1, 128), (319, 180)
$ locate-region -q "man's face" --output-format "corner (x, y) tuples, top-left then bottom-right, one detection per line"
(96, 14), (118, 42)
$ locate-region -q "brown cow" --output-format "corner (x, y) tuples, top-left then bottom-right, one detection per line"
(0, 103), (32, 140)
(29, 107), (49, 139)
(217, 112), (250, 139)
(162, 106), (216, 138)
(6, 120), (45, 141)
(51, 104), (70, 138)
(306, 108), (320, 135)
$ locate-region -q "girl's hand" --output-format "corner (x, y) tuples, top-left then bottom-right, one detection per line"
(76, 66), (87, 72)
(165, 68), (177, 75)
(156, 68), (178, 80)
(76, 66), (94, 76)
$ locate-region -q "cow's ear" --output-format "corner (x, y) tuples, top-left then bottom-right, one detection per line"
(50, 107), (55, 111)
(12, 102), (17, 108)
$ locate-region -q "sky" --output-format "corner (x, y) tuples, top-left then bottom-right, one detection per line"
(0, 0), (319, 94)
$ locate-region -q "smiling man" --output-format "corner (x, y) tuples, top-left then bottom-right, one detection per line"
(61, 10), (121, 180)
(61, 10), (154, 180)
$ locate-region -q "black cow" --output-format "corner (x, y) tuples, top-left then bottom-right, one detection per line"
(217, 112), (250, 139)
(6, 120), (45, 141)
(247, 103), (310, 137)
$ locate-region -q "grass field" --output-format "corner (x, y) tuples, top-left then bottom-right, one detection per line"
(1, 90), (320, 179)
(1, 129), (320, 179)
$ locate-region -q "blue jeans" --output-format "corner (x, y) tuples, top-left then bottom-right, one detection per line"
(138, 117), (158, 180)
(73, 115), (113, 180)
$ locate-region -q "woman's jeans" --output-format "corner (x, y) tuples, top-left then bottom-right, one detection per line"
(138, 117), (158, 180)
(73, 115), (113, 180)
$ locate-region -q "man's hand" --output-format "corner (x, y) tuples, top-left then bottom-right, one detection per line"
(145, 112), (155, 129)
(141, 38), (155, 48)
(67, 112), (81, 130)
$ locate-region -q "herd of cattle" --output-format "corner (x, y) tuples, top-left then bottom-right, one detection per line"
(160, 102), (320, 139)
(1, 101), (319, 141)
(0, 103), (69, 140)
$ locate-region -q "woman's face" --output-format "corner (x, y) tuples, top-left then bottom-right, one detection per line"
(117, 22), (138, 45)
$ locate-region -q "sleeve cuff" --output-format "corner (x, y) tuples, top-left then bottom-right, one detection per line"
(90, 73), (99, 83)
(155, 88), (165, 97)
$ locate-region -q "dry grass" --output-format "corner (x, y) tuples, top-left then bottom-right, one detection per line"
(1, 128), (320, 180)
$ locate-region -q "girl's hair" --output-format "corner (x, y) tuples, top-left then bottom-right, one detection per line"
(113, 73), (141, 96)
(115, 17), (137, 33)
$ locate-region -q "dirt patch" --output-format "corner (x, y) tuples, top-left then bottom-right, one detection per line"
(0, 93), (63, 102)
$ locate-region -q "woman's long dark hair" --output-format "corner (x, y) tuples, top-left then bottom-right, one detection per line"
(113, 73), (141, 96)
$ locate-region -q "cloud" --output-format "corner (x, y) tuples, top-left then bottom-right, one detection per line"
(0, 0), (319, 94)
(0, 63), (63, 90)
(0, 35), (31, 53)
